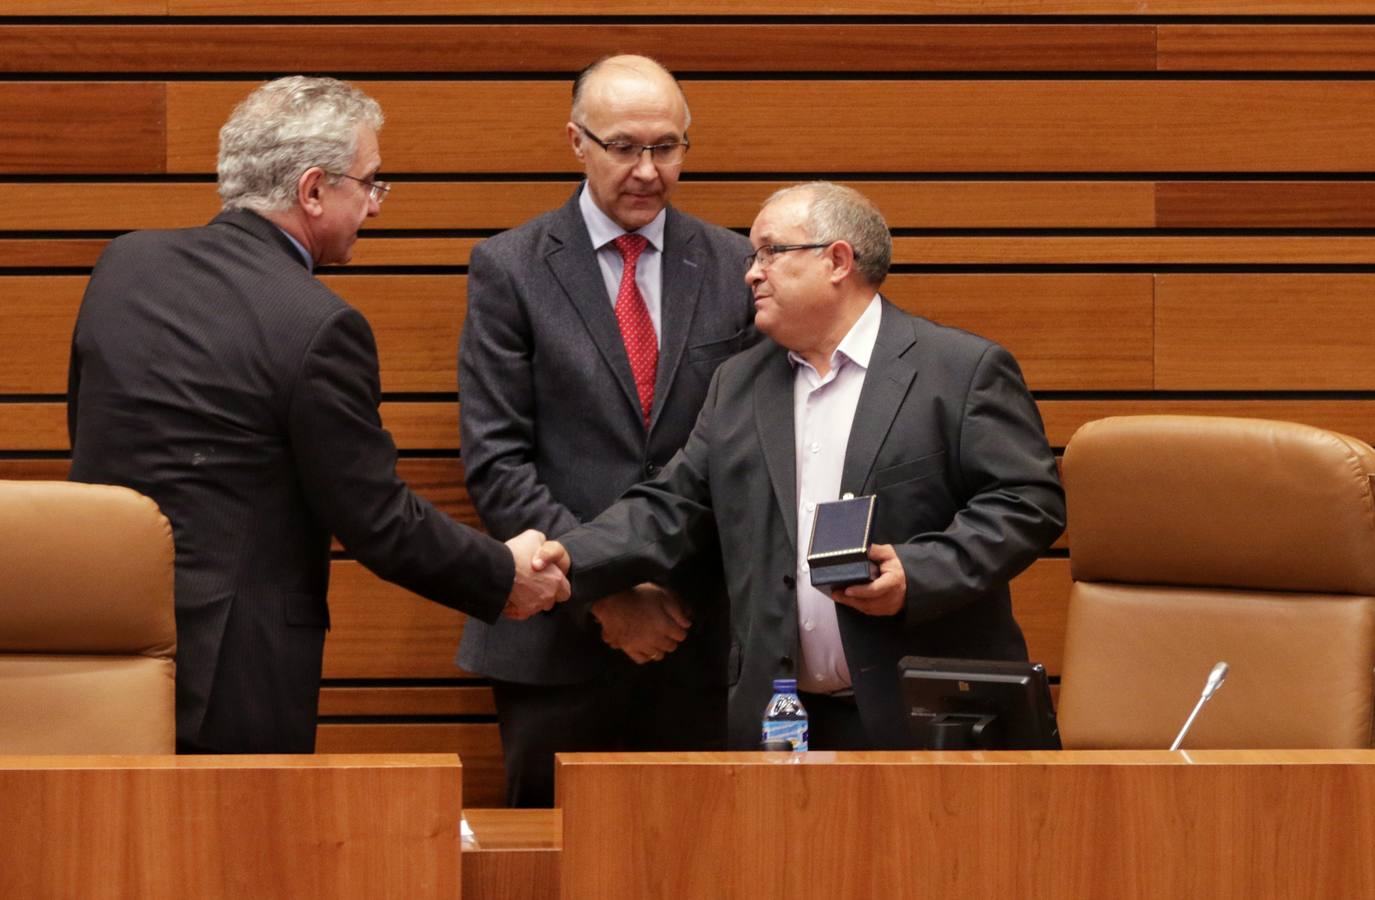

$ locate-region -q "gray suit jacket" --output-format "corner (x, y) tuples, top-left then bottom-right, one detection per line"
(68, 209), (513, 752)
(458, 187), (756, 685)
(560, 299), (1066, 748)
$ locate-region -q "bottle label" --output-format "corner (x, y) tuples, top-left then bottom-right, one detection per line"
(761, 718), (808, 751)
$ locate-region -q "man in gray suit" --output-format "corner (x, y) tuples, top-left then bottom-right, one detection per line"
(539, 182), (1065, 750)
(68, 77), (568, 755)
(458, 56), (756, 806)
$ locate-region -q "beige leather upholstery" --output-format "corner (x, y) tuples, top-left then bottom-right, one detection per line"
(0, 480), (176, 753)
(1057, 416), (1375, 749)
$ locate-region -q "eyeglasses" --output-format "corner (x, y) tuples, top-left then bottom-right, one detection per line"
(745, 242), (860, 270)
(326, 171), (391, 204)
(576, 124), (690, 168)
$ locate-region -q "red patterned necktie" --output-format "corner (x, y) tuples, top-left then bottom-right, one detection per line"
(612, 234), (658, 427)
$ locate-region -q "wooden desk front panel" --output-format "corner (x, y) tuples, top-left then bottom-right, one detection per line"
(0, 754), (462, 900)
(558, 750), (1375, 900)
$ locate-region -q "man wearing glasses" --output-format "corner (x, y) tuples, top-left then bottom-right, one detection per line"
(68, 76), (568, 756)
(458, 55), (756, 807)
(540, 182), (1065, 751)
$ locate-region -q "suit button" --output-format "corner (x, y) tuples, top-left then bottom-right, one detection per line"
(782, 574), (796, 589)
(644, 462), (660, 478)
(779, 655), (795, 674)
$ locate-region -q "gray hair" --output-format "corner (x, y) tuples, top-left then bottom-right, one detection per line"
(765, 182), (892, 286)
(571, 55), (692, 130)
(218, 76), (384, 214)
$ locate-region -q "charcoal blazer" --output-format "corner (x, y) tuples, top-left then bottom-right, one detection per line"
(560, 299), (1067, 749)
(458, 187), (756, 687)
(68, 209), (513, 753)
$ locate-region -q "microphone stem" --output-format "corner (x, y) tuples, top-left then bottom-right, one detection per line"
(1170, 694), (1209, 751)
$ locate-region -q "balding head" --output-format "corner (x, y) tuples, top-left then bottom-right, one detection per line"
(567, 55), (692, 232)
(572, 55), (691, 130)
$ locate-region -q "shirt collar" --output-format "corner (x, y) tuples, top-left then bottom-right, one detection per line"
(273, 225), (314, 272)
(578, 182), (666, 252)
(788, 293), (883, 374)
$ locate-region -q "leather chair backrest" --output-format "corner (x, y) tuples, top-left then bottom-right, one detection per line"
(1057, 416), (1375, 749)
(0, 480), (176, 753)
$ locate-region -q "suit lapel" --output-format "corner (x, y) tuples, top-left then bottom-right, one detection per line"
(542, 190), (643, 421)
(755, 349), (799, 551)
(841, 298), (919, 494)
(650, 208), (705, 429)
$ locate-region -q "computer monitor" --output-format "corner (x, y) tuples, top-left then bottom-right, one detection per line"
(899, 655), (1061, 751)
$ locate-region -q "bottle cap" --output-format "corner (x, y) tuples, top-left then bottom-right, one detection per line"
(771, 678), (798, 692)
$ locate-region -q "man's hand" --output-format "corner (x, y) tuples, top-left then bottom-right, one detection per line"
(591, 583), (692, 664)
(532, 539), (570, 575)
(502, 530), (570, 620)
(831, 543), (906, 617)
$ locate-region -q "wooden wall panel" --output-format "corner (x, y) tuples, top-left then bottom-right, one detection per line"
(885, 275), (1155, 391)
(0, 277), (84, 394)
(1156, 182), (1375, 229)
(1039, 400), (1375, 449)
(319, 686), (495, 717)
(323, 559), (468, 679)
(0, 25), (1155, 73)
(318, 275), (463, 394)
(1013, 558), (1071, 677)
(0, 83), (164, 174)
(1156, 275), (1375, 391)
(161, 0), (1375, 14)
(1158, 26), (1375, 72)
(896, 236), (1375, 266)
(315, 723), (504, 807)
(165, 81), (1375, 174)
(0, 181), (1158, 232)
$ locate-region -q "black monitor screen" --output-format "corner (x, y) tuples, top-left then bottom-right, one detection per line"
(899, 656), (1061, 751)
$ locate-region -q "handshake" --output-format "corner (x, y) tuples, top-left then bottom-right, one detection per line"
(500, 531), (572, 620)
(499, 534), (693, 666)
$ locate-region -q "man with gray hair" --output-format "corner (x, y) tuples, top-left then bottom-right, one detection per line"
(68, 76), (568, 755)
(541, 181), (1065, 751)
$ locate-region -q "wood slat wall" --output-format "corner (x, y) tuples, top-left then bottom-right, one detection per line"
(4, 5), (1373, 804)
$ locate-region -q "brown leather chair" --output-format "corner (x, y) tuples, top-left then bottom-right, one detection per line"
(1057, 416), (1375, 749)
(0, 480), (176, 753)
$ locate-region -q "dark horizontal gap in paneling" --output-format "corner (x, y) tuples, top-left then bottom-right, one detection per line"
(396, 448), (462, 459)
(0, 451), (68, 460)
(315, 265), (468, 275)
(14, 227), (1375, 240)
(891, 228), (1375, 237)
(1035, 389), (1375, 401)
(9, 71), (1375, 82)
(322, 676), (488, 688)
(7, 14), (1375, 25)
(316, 713), (495, 725)
(889, 263), (1375, 273)
(0, 394), (65, 403)
(7, 172), (1375, 184)
(382, 392), (459, 402)
(1043, 547), (1070, 560)
(0, 267), (94, 275)
(0, 173), (216, 185)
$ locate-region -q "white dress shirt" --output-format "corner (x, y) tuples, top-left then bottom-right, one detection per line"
(791, 294), (883, 694)
(579, 184), (666, 343)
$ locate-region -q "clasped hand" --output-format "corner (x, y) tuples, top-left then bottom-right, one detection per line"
(501, 530), (571, 620)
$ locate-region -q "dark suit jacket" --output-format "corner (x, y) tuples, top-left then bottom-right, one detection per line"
(68, 209), (513, 753)
(560, 299), (1067, 749)
(458, 187), (756, 685)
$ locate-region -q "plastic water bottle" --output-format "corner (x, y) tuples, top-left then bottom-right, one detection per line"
(760, 678), (809, 751)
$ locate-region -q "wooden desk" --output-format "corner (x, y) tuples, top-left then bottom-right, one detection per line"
(0, 754), (461, 899)
(557, 749), (1375, 900)
(463, 808), (560, 900)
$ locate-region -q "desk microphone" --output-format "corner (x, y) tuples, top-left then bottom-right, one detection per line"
(1170, 661), (1229, 751)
